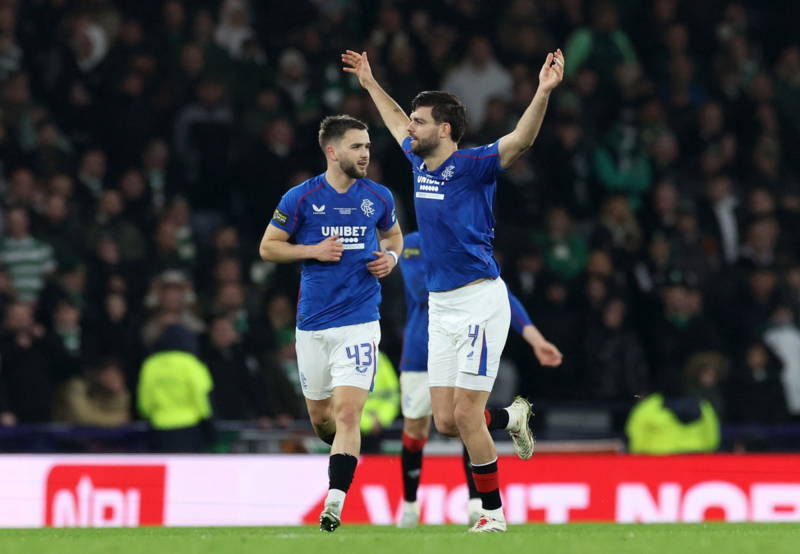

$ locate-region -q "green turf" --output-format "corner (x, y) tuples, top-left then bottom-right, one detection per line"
(0, 523), (798, 554)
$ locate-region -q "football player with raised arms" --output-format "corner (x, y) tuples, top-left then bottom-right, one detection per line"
(259, 115), (403, 532)
(343, 48), (564, 532)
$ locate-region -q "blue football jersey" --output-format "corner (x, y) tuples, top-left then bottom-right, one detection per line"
(398, 231), (533, 372)
(402, 137), (503, 292)
(270, 174), (396, 331)
(398, 232), (429, 372)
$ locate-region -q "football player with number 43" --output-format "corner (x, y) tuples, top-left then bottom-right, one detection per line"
(260, 115), (403, 533)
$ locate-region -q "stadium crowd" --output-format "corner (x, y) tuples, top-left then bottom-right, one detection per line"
(1, 0), (800, 450)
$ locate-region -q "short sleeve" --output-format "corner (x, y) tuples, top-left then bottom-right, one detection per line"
(457, 141), (504, 184)
(401, 136), (419, 165)
(270, 188), (302, 234)
(380, 188), (397, 231)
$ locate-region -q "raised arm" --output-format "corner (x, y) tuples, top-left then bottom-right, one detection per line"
(259, 224), (343, 263)
(342, 50), (410, 147)
(497, 49), (565, 169)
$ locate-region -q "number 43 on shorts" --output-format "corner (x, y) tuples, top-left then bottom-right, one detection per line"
(346, 343), (373, 374)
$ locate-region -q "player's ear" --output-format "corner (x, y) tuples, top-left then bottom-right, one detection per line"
(440, 121), (451, 139)
(325, 143), (337, 160)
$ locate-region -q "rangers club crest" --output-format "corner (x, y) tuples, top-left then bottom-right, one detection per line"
(441, 164), (455, 180)
(361, 199), (375, 217)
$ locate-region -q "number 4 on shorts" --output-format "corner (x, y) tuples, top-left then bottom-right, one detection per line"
(467, 325), (480, 348)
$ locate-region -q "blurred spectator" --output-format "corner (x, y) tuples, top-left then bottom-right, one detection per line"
(118, 167), (153, 236)
(763, 305), (800, 417)
(740, 214), (782, 269)
(593, 120), (653, 211)
(84, 291), (143, 389)
(36, 193), (84, 267)
(644, 271), (720, 391)
(142, 138), (181, 211)
(0, 206), (56, 302)
(214, 0), (254, 60)
(0, 302), (54, 423)
(564, 0), (638, 92)
(141, 270), (204, 348)
(697, 174), (740, 266)
(85, 188), (148, 264)
(585, 297), (649, 401)
(137, 323), (212, 452)
(683, 351), (729, 420)
(538, 115), (596, 222)
(534, 207), (588, 280)
(625, 389), (720, 454)
(5, 167), (41, 213)
(173, 78), (234, 213)
(441, 36), (512, 133)
(727, 341), (788, 424)
(74, 148), (108, 209)
(54, 359), (131, 427)
(276, 48), (320, 124)
(590, 195), (642, 268)
(203, 316), (272, 424)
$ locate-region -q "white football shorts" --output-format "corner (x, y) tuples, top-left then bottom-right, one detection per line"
(295, 320), (381, 400)
(427, 277), (511, 392)
(400, 371), (432, 419)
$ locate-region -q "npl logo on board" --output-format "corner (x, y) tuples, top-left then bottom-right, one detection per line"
(45, 465), (166, 527)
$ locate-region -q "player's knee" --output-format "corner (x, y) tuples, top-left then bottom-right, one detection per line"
(453, 402), (481, 433)
(433, 413), (458, 437)
(403, 417), (431, 439)
(334, 403), (362, 429)
(308, 410), (331, 430)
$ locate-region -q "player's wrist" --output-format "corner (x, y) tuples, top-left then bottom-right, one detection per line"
(385, 250), (399, 266)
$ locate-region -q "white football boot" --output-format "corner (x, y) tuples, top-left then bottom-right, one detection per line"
(505, 396), (535, 460)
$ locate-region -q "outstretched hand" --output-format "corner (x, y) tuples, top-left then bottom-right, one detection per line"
(533, 339), (563, 367)
(341, 50), (375, 88)
(539, 48), (565, 93)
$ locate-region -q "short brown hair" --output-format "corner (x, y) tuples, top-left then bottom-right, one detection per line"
(318, 115), (368, 148)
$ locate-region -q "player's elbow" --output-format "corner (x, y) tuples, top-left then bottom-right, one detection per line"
(259, 242), (274, 262)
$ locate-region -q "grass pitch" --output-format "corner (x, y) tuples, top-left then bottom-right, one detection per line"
(1, 523), (798, 554)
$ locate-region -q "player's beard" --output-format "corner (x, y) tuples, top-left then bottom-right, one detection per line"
(340, 157), (367, 179)
(411, 134), (439, 158)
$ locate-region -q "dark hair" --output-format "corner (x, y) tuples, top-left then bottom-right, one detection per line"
(411, 91), (468, 143)
(318, 115), (368, 148)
